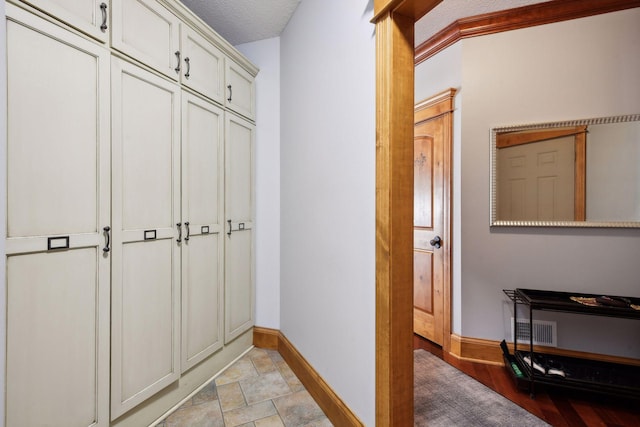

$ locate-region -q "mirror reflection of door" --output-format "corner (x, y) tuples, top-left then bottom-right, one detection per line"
(497, 137), (574, 221)
(413, 90), (454, 347)
(495, 126), (587, 222)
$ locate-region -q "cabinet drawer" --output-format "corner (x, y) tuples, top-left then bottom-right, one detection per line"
(181, 26), (225, 104)
(19, 0), (110, 42)
(225, 60), (255, 120)
(111, 0), (181, 80)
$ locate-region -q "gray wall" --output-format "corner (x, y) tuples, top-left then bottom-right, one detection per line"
(279, 0), (376, 423)
(236, 37), (282, 330)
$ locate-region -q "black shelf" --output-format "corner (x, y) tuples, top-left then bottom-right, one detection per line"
(515, 288), (640, 319)
(503, 288), (640, 400)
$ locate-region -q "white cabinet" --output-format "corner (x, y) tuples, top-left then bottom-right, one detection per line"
(110, 56), (181, 418)
(226, 59), (256, 120)
(225, 113), (255, 343)
(181, 25), (225, 104)
(5, 4), (110, 426)
(180, 92), (225, 372)
(20, 0), (110, 42)
(5, 0), (257, 422)
(111, 0), (181, 80)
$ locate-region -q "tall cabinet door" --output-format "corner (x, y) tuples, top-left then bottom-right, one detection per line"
(224, 113), (255, 343)
(111, 57), (181, 418)
(5, 5), (110, 427)
(181, 92), (225, 372)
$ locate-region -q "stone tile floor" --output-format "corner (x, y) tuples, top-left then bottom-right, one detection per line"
(154, 347), (333, 427)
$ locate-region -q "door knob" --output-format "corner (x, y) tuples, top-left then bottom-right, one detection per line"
(430, 235), (442, 249)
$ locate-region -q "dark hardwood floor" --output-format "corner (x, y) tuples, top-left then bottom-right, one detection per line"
(414, 334), (640, 426)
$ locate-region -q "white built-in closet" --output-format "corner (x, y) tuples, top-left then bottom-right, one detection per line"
(4, 0), (256, 425)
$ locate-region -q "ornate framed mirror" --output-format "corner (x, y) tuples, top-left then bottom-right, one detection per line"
(490, 114), (640, 227)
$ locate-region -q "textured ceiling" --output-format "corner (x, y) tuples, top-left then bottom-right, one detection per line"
(179, 0), (551, 49)
(179, 0), (302, 46)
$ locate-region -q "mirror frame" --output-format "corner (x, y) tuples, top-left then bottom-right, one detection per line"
(490, 113), (640, 228)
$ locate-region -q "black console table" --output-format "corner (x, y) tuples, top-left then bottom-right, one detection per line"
(502, 288), (640, 400)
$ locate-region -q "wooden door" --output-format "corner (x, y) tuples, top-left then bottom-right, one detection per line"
(497, 137), (575, 221)
(181, 92), (225, 372)
(5, 5), (110, 426)
(413, 91), (454, 346)
(181, 26), (225, 104)
(110, 56), (181, 418)
(224, 113), (255, 343)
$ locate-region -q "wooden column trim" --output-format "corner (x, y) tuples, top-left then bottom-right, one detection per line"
(415, 0), (640, 64)
(374, 9), (415, 427)
(372, 1), (443, 426)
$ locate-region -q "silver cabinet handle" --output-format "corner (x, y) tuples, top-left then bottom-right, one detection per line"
(175, 51), (181, 74)
(176, 223), (182, 243)
(185, 222), (190, 241)
(227, 84), (232, 102)
(103, 226), (111, 252)
(227, 220), (232, 237)
(100, 3), (108, 32)
(184, 57), (190, 79)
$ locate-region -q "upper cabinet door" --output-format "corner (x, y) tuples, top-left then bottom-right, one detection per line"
(181, 26), (225, 104)
(225, 60), (255, 120)
(20, 0), (110, 42)
(111, 0), (181, 80)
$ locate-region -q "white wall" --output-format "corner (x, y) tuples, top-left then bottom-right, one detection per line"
(418, 8), (640, 358)
(236, 37), (281, 329)
(279, 0), (376, 424)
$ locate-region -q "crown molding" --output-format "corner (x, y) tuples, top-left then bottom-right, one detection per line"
(415, 0), (640, 65)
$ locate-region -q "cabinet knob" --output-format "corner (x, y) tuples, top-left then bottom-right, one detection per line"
(100, 3), (108, 32)
(174, 51), (181, 74)
(103, 226), (111, 252)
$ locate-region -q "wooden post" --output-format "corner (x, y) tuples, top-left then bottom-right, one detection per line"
(374, 9), (415, 427)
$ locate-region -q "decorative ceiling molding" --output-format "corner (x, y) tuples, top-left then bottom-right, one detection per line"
(415, 0), (640, 65)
